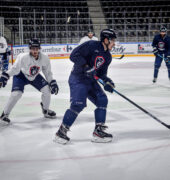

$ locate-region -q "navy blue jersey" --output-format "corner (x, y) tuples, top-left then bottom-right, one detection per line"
(70, 40), (112, 79)
(152, 34), (170, 56)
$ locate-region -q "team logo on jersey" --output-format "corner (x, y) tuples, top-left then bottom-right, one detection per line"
(158, 42), (165, 50)
(29, 66), (40, 76)
(94, 56), (105, 69)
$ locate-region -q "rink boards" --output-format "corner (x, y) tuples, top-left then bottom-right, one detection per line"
(9, 42), (154, 62)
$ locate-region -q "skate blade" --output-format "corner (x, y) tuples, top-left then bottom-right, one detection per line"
(91, 135), (113, 143)
(0, 119), (10, 126)
(53, 135), (69, 145)
(44, 115), (57, 119)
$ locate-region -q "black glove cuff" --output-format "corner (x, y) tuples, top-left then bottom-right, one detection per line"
(2, 72), (9, 80)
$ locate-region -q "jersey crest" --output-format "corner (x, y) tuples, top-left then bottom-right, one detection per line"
(29, 66), (40, 76)
(94, 56), (105, 69)
(158, 42), (165, 50)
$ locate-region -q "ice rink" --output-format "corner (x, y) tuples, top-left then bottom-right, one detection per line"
(0, 56), (170, 180)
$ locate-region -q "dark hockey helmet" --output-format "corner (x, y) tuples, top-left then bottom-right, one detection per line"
(29, 38), (40, 49)
(100, 29), (117, 42)
(88, 29), (94, 34)
(160, 26), (167, 32)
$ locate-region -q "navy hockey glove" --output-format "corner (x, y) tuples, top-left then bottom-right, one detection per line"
(0, 72), (9, 88)
(165, 55), (170, 63)
(49, 80), (59, 95)
(153, 47), (158, 56)
(84, 66), (96, 80)
(6, 48), (11, 56)
(103, 77), (115, 93)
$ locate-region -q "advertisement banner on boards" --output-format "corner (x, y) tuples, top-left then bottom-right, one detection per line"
(137, 43), (153, 54)
(12, 44), (77, 59)
(11, 42), (153, 60)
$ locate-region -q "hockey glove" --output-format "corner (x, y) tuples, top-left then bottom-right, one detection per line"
(6, 48), (11, 56)
(84, 66), (96, 80)
(103, 77), (115, 93)
(0, 72), (9, 88)
(165, 55), (170, 63)
(49, 80), (59, 95)
(153, 47), (158, 56)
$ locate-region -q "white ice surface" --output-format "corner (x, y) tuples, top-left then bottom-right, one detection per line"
(0, 56), (170, 180)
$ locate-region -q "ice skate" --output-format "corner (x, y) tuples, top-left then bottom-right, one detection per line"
(0, 112), (10, 124)
(54, 124), (70, 144)
(40, 102), (56, 119)
(152, 78), (157, 83)
(92, 123), (113, 143)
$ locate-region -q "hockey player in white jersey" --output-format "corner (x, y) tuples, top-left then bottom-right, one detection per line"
(79, 29), (98, 45)
(0, 39), (59, 123)
(0, 33), (10, 72)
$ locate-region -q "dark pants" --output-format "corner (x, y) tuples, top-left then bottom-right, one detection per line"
(62, 74), (108, 127)
(12, 71), (48, 92)
(154, 55), (170, 78)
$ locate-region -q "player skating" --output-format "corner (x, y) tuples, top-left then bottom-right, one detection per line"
(79, 29), (98, 45)
(54, 29), (116, 144)
(0, 39), (58, 124)
(152, 26), (170, 83)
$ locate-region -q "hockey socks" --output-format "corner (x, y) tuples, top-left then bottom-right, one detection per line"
(63, 109), (78, 127)
(95, 108), (106, 124)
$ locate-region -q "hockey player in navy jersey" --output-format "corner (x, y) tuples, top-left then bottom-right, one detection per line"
(152, 26), (170, 83)
(0, 39), (58, 124)
(54, 29), (116, 144)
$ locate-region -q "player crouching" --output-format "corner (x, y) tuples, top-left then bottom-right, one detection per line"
(0, 39), (58, 124)
(54, 29), (116, 144)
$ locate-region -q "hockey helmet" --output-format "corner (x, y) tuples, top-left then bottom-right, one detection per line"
(100, 29), (117, 42)
(29, 38), (40, 49)
(160, 26), (167, 32)
(87, 29), (94, 35)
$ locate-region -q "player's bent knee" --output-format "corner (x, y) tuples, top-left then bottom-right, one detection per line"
(96, 95), (108, 108)
(41, 85), (51, 96)
(155, 64), (161, 69)
(11, 91), (22, 100)
(70, 103), (85, 114)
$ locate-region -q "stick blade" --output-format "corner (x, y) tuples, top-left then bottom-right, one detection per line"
(119, 54), (125, 59)
(163, 123), (170, 129)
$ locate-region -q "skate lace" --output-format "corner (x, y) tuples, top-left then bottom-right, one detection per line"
(98, 125), (108, 131)
(60, 124), (69, 135)
(1, 113), (9, 119)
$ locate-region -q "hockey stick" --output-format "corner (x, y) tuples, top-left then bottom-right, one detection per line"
(112, 54), (124, 60)
(95, 77), (170, 129)
(157, 54), (169, 62)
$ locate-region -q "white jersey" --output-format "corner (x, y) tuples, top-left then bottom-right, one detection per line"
(0, 36), (8, 53)
(79, 36), (98, 45)
(7, 52), (53, 82)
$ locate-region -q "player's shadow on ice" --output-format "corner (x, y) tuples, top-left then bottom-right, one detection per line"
(7, 116), (63, 130)
(118, 129), (170, 141)
(70, 129), (170, 144)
